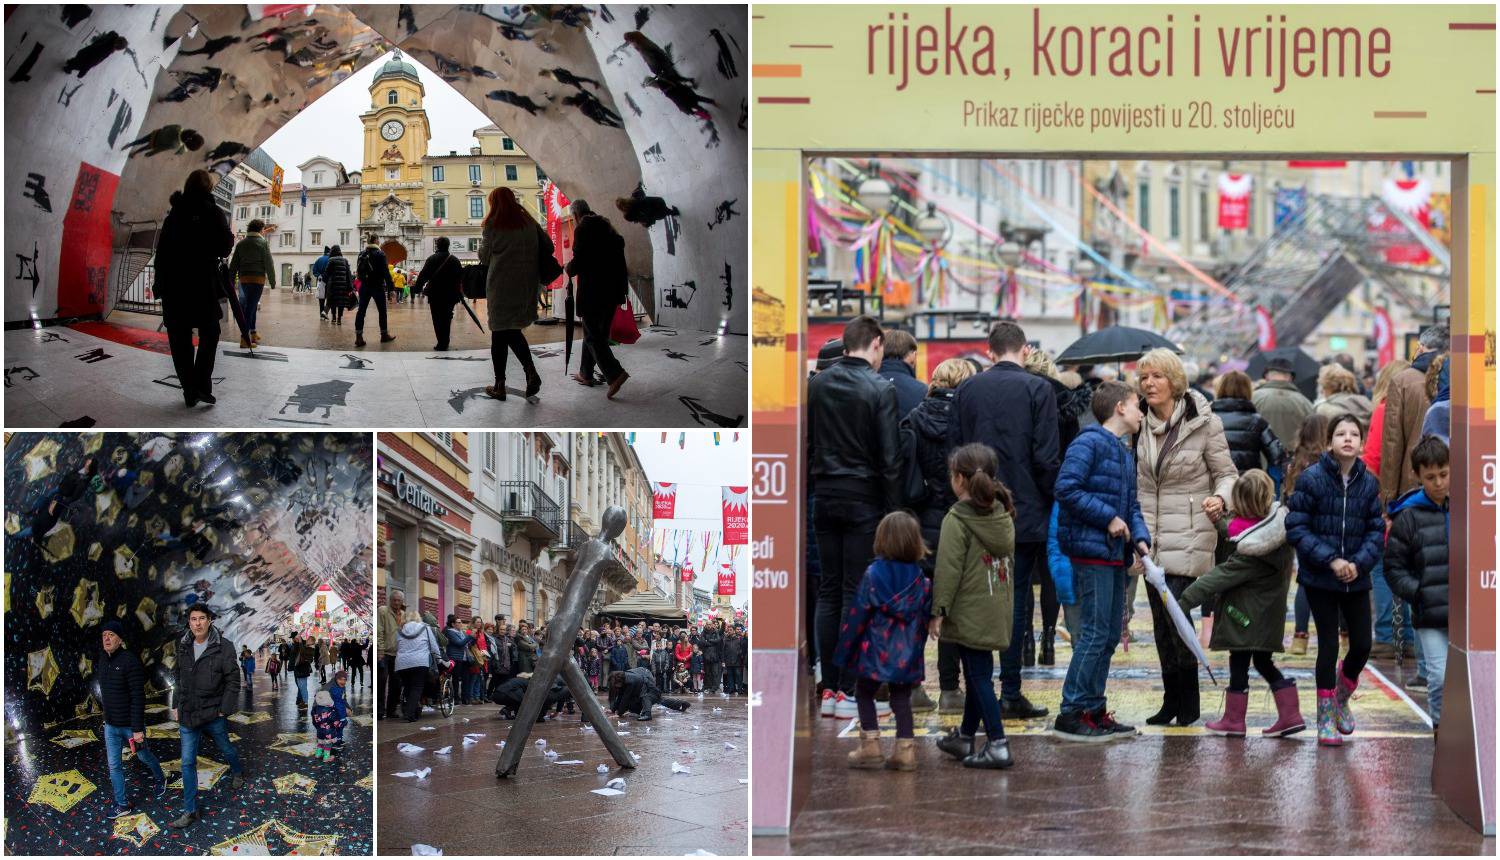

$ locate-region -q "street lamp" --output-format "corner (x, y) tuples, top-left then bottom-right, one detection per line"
(995, 239), (1022, 268)
(1075, 257), (1097, 281)
(915, 203), (949, 247)
(856, 162), (893, 214)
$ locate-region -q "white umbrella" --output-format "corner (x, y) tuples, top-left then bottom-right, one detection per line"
(1140, 555), (1218, 685)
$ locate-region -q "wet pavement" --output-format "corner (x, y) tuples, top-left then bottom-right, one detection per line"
(756, 592), (1494, 855)
(3, 673), (374, 855)
(375, 690), (748, 856)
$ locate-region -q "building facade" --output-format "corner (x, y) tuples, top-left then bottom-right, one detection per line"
(570, 433), (651, 618)
(376, 432), (478, 625)
(467, 432), (571, 627)
(423, 124), (546, 262)
(229, 156), (363, 285)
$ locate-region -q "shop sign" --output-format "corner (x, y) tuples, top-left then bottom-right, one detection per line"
(381, 468), (449, 517)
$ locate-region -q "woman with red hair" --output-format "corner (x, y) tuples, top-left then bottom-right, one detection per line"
(479, 186), (547, 400)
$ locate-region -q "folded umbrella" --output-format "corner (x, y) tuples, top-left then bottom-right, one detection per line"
(457, 293), (484, 333)
(563, 277), (577, 375)
(1140, 554), (1218, 685)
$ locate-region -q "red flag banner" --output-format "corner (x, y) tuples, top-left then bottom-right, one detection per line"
(652, 482), (677, 519)
(681, 559), (695, 583)
(1374, 307), (1396, 367)
(1254, 305), (1277, 351)
(542, 180), (572, 290)
(1217, 173), (1252, 230)
(722, 486), (749, 545)
(1372, 177), (1433, 264)
(717, 564), (736, 596)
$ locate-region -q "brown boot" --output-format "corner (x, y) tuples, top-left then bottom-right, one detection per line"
(846, 730), (883, 769)
(885, 738), (917, 771)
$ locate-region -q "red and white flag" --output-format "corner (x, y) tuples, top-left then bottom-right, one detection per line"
(1372, 177), (1433, 264)
(651, 482), (676, 520)
(1373, 307), (1396, 367)
(717, 563), (736, 596)
(1254, 305), (1276, 351)
(722, 486), (749, 545)
(1217, 173), (1252, 230)
(681, 558), (695, 583)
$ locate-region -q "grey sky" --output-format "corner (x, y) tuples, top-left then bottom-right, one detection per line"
(260, 50), (499, 184)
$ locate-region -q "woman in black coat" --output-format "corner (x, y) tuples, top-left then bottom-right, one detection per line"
(155, 170), (232, 407)
(412, 237), (464, 350)
(324, 246), (355, 326)
(1211, 371), (1287, 474)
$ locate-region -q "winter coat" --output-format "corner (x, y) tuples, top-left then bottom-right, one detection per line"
(155, 188), (234, 329)
(355, 245), (395, 295)
(609, 667), (663, 716)
(171, 626), (241, 729)
(1314, 391), (1374, 427)
(1055, 424), (1150, 565)
(949, 361), (1060, 543)
(1178, 506), (1295, 652)
(724, 634), (748, 668)
(1379, 350), (1438, 503)
(699, 629), (724, 663)
(566, 212), (629, 314)
(674, 641), (693, 666)
(1135, 390), (1239, 579)
(228, 233), (276, 286)
(1046, 504), (1075, 605)
(412, 251), (464, 305)
(495, 676), (572, 711)
(1046, 374), (1095, 455)
(652, 645), (673, 671)
(833, 559), (931, 684)
(515, 635), (538, 674)
(96, 647), (150, 732)
(479, 222), (546, 331)
(312, 704), (345, 741)
(1210, 397), (1287, 474)
(378, 605), (400, 657)
(808, 357), (902, 509)
(1362, 399), (1388, 478)
(325, 255), (355, 309)
(609, 642), (630, 671)
(292, 641), (316, 678)
(877, 358), (927, 418)
(900, 387), (959, 546)
(689, 653), (704, 673)
(444, 627), (474, 664)
(932, 500), (1016, 651)
(330, 683), (348, 721)
(1421, 362), (1451, 444)
(1285, 453), (1385, 592)
(394, 621), (440, 673)
(1251, 380), (1314, 451)
(1383, 488), (1449, 629)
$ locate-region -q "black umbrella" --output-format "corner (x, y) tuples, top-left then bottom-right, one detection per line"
(1057, 326), (1182, 365)
(1247, 347), (1320, 401)
(457, 293), (484, 333)
(562, 276), (576, 376)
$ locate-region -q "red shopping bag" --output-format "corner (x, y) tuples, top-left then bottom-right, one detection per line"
(610, 305), (641, 344)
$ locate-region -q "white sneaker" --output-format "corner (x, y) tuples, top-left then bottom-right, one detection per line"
(833, 692), (859, 719)
(820, 689), (836, 718)
(875, 699), (893, 718)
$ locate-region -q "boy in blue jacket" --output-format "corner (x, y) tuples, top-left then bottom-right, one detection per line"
(1051, 381), (1151, 742)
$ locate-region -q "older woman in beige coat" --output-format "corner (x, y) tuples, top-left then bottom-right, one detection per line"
(1135, 348), (1238, 727)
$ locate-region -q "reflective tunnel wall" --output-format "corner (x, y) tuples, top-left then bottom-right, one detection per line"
(3, 432), (372, 734)
(3, 4), (747, 334)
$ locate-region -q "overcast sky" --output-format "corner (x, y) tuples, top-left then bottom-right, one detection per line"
(260, 50), (497, 184)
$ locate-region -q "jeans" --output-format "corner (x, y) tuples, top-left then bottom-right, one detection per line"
(812, 493), (883, 695)
(723, 666), (743, 695)
(958, 646), (1005, 740)
(1060, 565), (1128, 714)
(999, 541), (1044, 700)
(1371, 561), (1415, 645)
(467, 671), (484, 704)
(355, 282), (389, 334)
(179, 717), (242, 814)
(238, 282), (263, 332)
(104, 723), (164, 808)
(1415, 628), (1448, 724)
(295, 675), (310, 704)
(380, 655), (400, 718)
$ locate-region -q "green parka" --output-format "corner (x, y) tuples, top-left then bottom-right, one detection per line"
(932, 500), (1015, 651)
(228, 233), (276, 286)
(1178, 505), (1294, 653)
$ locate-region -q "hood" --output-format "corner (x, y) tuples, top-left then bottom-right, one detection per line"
(399, 621), (427, 637)
(950, 500), (1014, 558)
(1211, 397), (1255, 414)
(1049, 375), (1093, 422)
(1326, 391), (1371, 410)
(906, 390), (954, 438)
(1233, 504), (1287, 557)
(864, 558), (927, 605)
(1389, 486), (1447, 516)
(314, 691), (333, 707)
(421, 611), (438, 626)
(1075, 422), (1128, 447)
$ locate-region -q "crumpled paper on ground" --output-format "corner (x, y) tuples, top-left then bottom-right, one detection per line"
(412, 844), (442, 855)
(396, 743), (425, 754)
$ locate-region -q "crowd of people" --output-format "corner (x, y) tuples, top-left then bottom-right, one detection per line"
(811, 314), (1453, 771)
(153, 172), (636, 409)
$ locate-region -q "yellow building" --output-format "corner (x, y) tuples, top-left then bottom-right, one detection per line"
(424, 124), (546, 261)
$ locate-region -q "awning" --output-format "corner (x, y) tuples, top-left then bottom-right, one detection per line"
(596, 591), (688, 625)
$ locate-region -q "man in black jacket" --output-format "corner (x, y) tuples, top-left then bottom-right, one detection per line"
(168, 604), (245, 828)
(877, 329), (928, 418)
(353, 235), (396, 348)
(97, 620), (167, 818)
(700, 619), (725, 693)
(722, 626), (748, 695)
(412, 236), (465, 350)
(808, 315), (901, 717)
(566, 200), (631, 398)
(949, 320), (1059, 719)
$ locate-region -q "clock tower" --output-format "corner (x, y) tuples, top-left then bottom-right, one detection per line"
(358, 50), (431, 260)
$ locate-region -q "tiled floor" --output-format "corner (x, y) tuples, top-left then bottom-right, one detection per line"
(3, 323), (746, 428)
(375, 690), (748, 855)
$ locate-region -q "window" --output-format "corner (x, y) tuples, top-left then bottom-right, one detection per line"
(343, 200), (352, 214)
(432, 165), (444, 182)
(385, 167), (398, 181)
(313, 171), (324, 185)
(468, 237), (479, 252)
(431, 197), (447, 220)
(280, 233), (293, 247)
(484, 434), (497, 475)
(1198, 189), (1209, 242)
(469, 164), (482, 183)
(536, 166), (546, 182)
(502, 138), (515, 151)
(387, 89), (397, 105)
(505, 164), (518, 181)
(339, 230), (350, 246)
(310, 230), (321, 245)
(285, 203), (295, 216)
(436, 432), (453, 449)
(469, 197), (484, 219)
(312, 201), (322, 215)
(1168, 186), (1181, 240)
(1137, 181), (1150, 231)
(238, 206), (248, 220)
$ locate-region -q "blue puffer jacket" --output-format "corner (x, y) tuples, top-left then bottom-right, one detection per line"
(443, 627), (474, 664)
(1054, 424), (1150, 564)
(1285, 453), (1385, 592)
(1046, 504), (1075, 605)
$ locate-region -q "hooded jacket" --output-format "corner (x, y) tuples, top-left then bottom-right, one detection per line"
(1251, 379), (1314, 451)
(1420, 361), (1451, 445)
(932, 500), (1016, 651)
(171, 625), (241, 729)
(1210, 397), (1287, 473)
(1379, 349), (1439, 503)
(949, 361), (1060, 544)
(1285, 453), (1385, 592)
(1383, 488), (1449, 629)
(394, 620), (441, 673)
(900, 387), (960, 546)
(155, 188), (234, 328)
(1178, 505), (1295, 652)
(96, 646), (150, 732)
(833, 558), (931, 684)
(877, 358), (927, 418)
(1055, 424), (1150, 565)
(1135, 390), (1239, 578)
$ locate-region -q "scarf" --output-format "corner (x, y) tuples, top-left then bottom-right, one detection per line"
(1140, 396), (1187, 476)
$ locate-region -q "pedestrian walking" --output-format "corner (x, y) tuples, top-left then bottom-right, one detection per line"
(292, 633), (315, 707)
(1384, 437), (1451, 727)
(312, 246), (331, 319)
(478, 187), (546, 401)
(167, 605), (246, 828)
(411, 237), (464, 350)
(97, 620), (167, 820)
(566, 200), (632, 398)
(354, 235), (396, 347)
(324, 246), (354, 326)
(155, 170), (233, 408)
(228, 219), (275, 347)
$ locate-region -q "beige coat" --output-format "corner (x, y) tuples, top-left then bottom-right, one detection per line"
(1314, 391), (1373, 428)
(1378, 361), (1431, 503)
(1136, 390), (1238, 578)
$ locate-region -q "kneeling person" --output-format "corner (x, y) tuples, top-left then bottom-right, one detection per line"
(608, 667), (690, 721)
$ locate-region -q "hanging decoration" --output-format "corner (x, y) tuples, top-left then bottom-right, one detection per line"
(1217, 173), (1253, 230)
(1373, 176), (1433, 264)
(1373, 306), (1396, 367)
(721, 486), (749, 545)
(651, 482), (677, 519)
(1274, 186), (1307, 230)
(717, 563), (736, 596)
(1254, 305), (1277, 351)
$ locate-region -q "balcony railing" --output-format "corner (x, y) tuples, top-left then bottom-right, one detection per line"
(498, 480), (561, 541)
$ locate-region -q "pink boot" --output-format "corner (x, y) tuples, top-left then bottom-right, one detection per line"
(1262, 680), (1306, 737)
(1334, 661), (1358, 735)
(1205, 690), (1248, 737)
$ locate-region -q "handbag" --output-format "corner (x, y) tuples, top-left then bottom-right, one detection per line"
(462, 262), (487, 300)
(609, 304), (641, 344)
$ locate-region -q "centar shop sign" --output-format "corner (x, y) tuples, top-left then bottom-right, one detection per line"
(380, 468), (448, 518)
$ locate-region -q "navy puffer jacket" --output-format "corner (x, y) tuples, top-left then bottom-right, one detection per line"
(1285, 453), (1385, 592)
(1054, 425), (1150, 564)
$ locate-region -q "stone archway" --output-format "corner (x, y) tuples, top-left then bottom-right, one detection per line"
(380, 240), (407, 267)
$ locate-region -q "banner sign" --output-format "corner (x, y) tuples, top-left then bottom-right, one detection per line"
(722, 486), (749, 545)
(1274, 186), (1306, 229)
(1217, 173), (1251, 230)
(652, 482), (677, 519)
(717, 564), (736, 596)
(269, 164), (284, 208)
(681, 559), (694, 583)
(1372, 176), (1433, 264)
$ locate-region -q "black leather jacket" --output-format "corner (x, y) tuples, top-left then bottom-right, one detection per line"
(808, 356), (902, 508)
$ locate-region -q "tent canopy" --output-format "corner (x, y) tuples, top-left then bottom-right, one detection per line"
(596, 591), (689, 625)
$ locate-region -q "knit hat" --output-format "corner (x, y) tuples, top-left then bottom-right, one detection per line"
(102, 620), (127, 641)
(314, 690), (333, 708)
(815, 338), (845, 371)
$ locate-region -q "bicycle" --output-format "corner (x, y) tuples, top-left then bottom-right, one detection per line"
(435, 663), (456, 718)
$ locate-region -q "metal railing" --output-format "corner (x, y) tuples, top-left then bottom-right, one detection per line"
(115, 261), (161, 314)
(497, 480), (562, 538)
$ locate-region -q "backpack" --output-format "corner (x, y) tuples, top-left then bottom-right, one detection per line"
(896, 420), (929, 508)
(356, 248), (378, 285)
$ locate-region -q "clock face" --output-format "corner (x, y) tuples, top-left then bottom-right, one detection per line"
(380, 120), (404, 141)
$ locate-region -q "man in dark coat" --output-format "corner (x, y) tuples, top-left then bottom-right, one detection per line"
(412, 236), (465, 350)
(565, 200), (631, 398)
(608, 666), (691, 720)
(168, 604), (245, 828)
(699, 620), (725, 693)
(491, 675), (572, 720)
(353, 235), (396, 347)
(877, 329), (928, 418)
(97, 620), (167, 818)
(807, 315), (901, 716)
(948, 320), (1058, 719)
(155, 170), (233, 407)
(722, 627), (747, 695)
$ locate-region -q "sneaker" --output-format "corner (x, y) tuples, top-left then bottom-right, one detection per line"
(152, 780), (168, 800)
(819, 689), (836, 718)
(999, 695), (1049, 719)
(107, 804), (133, 820)
(874, 699), (893, 718)
(1094, 709), (1137, 737)
(833, 692), (859, 719)
(1407, 675), (1428, 689)
(1052, 710), (1113, 743)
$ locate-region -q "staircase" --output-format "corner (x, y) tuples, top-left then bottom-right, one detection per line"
(1167, 193), (1449, 359)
